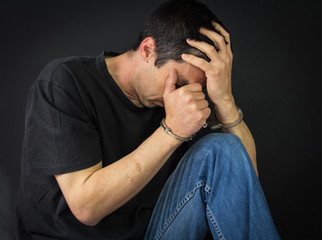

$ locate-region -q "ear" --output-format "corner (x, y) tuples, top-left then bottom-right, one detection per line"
(139, 37), (157, 62)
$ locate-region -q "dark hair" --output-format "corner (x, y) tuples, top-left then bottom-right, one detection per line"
(131, 0), (228, 67)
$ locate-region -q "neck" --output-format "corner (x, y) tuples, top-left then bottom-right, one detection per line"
(105, 51), (144, 107)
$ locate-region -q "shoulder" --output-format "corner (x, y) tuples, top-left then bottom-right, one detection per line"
(36, 55), (97, 88)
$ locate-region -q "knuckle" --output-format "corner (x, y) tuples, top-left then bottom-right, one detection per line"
(218, 35), (226, 43)
(184, 93), (193, 103)
(197, 58), (205, 66)
(210, 47), (217, 55)
(207, 44), (215, 52)
(206, 107), (211, 117)
(178, 88), (186, 97)
(191, 103), (198, 111)
(194, 83), (203, 91)
(195, 111), (203, 122)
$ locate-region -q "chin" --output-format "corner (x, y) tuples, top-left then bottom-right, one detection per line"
(142, 102), (156, 108)
(155, 100), (164, 107)
(142, 98), (164, 108)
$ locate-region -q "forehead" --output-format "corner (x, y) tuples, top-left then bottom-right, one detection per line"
(164, 61), (206, 85)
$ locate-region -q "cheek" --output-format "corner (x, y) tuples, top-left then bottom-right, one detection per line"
(160, 78), (170, 97)
(150, 67), (170, 98)
(153, 74), (167, 95)
(140, 78), (164, 99)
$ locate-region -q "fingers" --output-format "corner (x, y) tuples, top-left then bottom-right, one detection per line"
(178, 90), (209, 113)
(197, 99), (209, 110)
(191, 91), (206, 101)
(182, 22), (234, 71)
(211, 21), (233, 58)
(202, 106), (212, 120)
(163, 82), (210, 137)
(181, 82), (203, 92)
(212, 21), (233, 58)
(199, 27), (228, 56)
(212, 21), (231, 45)
(163, 69), (177, 96)
(186, 38), (220, 62)
(181, 53), (209, 72)
(175, 85), (208, 109)
(184, 22), (233, 61)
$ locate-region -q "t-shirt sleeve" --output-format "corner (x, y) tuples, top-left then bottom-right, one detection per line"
(23, 62), (102, 175)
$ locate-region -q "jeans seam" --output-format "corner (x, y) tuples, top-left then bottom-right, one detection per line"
(206, 206), (225, 240)
(154, 181), (205, 240)
(204, 184), (211, 194)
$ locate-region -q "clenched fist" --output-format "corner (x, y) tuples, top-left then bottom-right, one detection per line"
(163, 69), (211, 139)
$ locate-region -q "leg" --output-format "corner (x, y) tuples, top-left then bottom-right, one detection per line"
(144, 133), (280, 240)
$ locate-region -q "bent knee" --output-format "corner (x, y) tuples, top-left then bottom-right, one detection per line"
(194, 133), (250, 164)
(196, 133), (243, 150)
(184, 133), (254, 177)
(186, 133), (245, 159)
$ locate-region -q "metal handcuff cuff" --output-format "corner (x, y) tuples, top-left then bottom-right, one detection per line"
(160, 107), (244, 142)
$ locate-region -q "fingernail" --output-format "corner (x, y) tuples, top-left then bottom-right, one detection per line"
(182, 54), (191, 60)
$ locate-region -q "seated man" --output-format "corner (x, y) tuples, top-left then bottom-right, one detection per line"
(15, 0), (280, 239)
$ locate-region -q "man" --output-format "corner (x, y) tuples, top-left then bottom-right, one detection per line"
(16, 0), (280, 239)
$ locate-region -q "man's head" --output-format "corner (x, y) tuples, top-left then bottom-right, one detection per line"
(111, 0), (230, 108)
(131, 0), (227, 68)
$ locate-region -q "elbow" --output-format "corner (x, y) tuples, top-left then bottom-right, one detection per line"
(79, 217), (99, 227)
(66, 194), (114, 226)
(72, 207), (101, 227)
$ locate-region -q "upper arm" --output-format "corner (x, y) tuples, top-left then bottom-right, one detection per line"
(24, 65), (102, 175)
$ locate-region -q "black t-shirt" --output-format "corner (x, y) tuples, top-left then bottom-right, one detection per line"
(15, 51), (191, 239)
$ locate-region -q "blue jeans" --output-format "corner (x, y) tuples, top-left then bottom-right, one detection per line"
(144, 133), (280, 240)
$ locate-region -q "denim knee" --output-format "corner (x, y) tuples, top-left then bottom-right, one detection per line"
(190, 133), (252, 172)
(202, 133), (241, 144)
(193, 133), (245, 153)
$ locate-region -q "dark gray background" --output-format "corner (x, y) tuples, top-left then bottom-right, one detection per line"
(1, 0), (321, 239)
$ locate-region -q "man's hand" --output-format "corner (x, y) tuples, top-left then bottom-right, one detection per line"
(181, 21), (239, 124)
(163, 69), (211, 139)
(181, 22), (258, 174)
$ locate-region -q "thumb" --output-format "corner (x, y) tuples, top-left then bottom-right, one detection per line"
(163, 69), (177, 96)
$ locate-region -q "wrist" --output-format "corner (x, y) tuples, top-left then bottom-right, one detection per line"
(209, 106), (243, 130)
(160, 118), (194, 142)
(156, 126), (183, 148)
(212, 97), (239, 124)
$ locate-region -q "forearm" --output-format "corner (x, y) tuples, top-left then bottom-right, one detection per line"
(210, 100), (258, 175)
(220, 120), (257, 175)
(57, 126), (182, 226)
